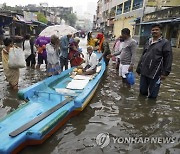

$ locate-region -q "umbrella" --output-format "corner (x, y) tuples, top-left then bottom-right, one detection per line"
(39, 25), (77, 38)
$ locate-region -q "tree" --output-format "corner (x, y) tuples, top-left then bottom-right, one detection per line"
(65, 13), (77, 27)
(2, 3), (12, 10)
(36, 12), (48, 24)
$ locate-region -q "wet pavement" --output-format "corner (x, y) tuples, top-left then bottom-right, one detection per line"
(0, 38), (180, 154)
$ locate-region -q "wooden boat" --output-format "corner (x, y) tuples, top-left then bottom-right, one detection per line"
(0, 52), (106, 153)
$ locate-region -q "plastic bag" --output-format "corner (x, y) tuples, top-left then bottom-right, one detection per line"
(55, 88), (77, 96)
(8, 47), (26, 68)
(126, 72), (135, 85)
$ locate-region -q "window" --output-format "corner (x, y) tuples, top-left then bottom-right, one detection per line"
(110, 7), (116, 17)
(124, 0), (131, 13)
(132, 0), (143, 10)
(116, 4), (123, 15)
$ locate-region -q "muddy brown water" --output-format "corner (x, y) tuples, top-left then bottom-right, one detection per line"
(0, 39), (179, 154)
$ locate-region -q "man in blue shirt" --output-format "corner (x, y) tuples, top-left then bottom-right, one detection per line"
(60, 34), (72, 71)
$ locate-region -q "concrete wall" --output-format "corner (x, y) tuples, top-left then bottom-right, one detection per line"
(114, 19), (123, 37)
(113, 16), (136, 38)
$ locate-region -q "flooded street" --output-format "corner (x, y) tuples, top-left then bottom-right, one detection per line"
(0, 38), (180, 154)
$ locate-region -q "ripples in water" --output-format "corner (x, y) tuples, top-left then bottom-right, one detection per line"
(1, 43), (180, 154)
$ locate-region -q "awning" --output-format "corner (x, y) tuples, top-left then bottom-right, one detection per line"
(32, 21), (47, 26)
(141, 18), (180, 25)
(16, 15), (32, 24)
(26, 24), (38, 27)
(13, 20), (26, 25)
(141, 19), (172, 25)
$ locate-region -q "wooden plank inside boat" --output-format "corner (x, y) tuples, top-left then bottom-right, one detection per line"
(9, 97), (73, 137)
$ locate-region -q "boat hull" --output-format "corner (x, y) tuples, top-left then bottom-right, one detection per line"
(0, 52), (106, 153)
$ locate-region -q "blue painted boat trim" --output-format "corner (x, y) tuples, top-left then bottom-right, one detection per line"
(0, 52), (106, 153)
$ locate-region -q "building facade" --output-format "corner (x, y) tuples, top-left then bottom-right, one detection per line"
(95, 0), (144, 37)
(114, 0), (144, 37)
(95, 0), (180, 48)
(0, 3), (74, 41)
(139, 6), (180, 48)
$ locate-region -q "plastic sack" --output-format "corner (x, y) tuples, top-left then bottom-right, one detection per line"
(126, 72), (135, 85)
(55, 88), (77, 96)
(8, 47), (26, 68)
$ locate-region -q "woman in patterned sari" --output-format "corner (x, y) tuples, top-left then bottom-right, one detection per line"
(2, 38), (20, 90)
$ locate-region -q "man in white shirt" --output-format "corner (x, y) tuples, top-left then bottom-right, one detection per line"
(46, 35), (61, 76)
(23, 34), (36, 68)
(83, 45), (98, 75)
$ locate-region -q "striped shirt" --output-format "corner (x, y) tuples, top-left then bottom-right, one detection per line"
(114, 38), (137, 65)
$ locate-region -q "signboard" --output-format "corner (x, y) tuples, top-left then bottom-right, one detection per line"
(146, 0), (180, 7)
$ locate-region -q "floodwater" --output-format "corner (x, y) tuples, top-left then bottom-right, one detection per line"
(0, 38), (180, 154)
